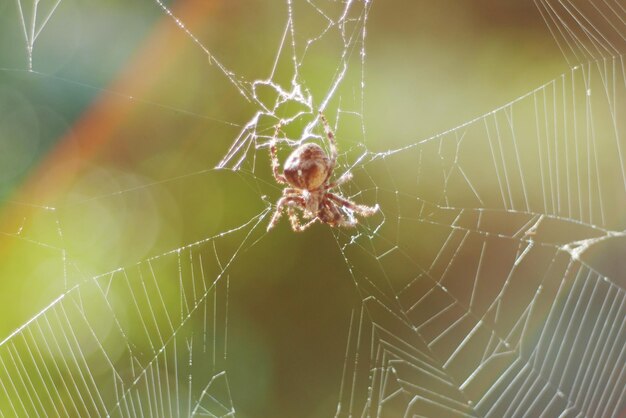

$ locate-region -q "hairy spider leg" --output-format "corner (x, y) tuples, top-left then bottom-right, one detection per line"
(318, 111), (338, 173)
(321, 199), (356, 227)
(287, 206), (318, 232)
(325, 172), (353, 190)
(267, 195), (306, 231)
(327, 193), (379, 217)
(269, 121), (288, 185)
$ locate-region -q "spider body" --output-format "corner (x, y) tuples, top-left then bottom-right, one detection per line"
(267, 113), (379, 232)
(283, 143), (330, 190)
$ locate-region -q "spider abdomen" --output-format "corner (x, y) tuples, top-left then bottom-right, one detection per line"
(283, 143), (331, 190)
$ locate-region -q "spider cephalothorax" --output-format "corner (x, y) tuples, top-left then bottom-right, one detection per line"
(267, 113), (379, 232)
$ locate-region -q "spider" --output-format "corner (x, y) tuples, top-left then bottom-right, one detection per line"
(267, 112), (379, 232)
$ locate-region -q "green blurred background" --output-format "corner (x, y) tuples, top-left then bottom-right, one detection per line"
(0, 0), (606, 417)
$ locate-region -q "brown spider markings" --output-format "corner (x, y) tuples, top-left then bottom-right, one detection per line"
(267, 112), (379, 232)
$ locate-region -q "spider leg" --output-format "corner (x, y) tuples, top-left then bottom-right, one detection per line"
(267, 195), (305, 231)
(269, 122), (289, 185)
(287, 206), (318, 232)
(325, 172), (353, 190)
(318, 111), (338, 171)
(327, 193), (379, 217)
(320, 199), (356, 228)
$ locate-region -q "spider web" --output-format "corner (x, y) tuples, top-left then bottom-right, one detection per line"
(0, 0), (625, 417)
